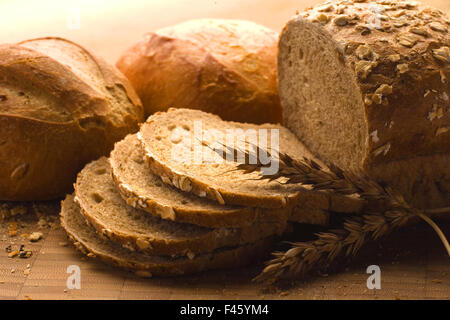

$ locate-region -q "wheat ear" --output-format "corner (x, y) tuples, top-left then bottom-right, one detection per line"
(215, 144), (449, 284)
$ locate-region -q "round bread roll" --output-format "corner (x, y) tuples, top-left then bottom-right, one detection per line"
(116, 19), (282, 124)
(278, 1), (449, 209)
(0, 37), (144, 201)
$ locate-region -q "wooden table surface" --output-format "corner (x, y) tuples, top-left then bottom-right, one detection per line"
(0, 0), (449, 300)
(0, 207), (449, 300)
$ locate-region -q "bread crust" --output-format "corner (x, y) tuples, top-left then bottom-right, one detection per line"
(279, 1), (449, 208)
(116, 19), (283, 124)
(0, 37), (144, 200)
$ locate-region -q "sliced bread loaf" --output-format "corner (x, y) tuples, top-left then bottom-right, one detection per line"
(110, 134), (293, 228)
(278, 1), (449, 209)
(60, 194), (273, 277)
(138, 108), (364, 210)
(75, 157), (286, 256)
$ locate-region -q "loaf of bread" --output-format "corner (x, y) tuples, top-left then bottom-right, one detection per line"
(0, 37), (144, 201)
(116, 19), (283, 124)
(278, 0), (449, 209)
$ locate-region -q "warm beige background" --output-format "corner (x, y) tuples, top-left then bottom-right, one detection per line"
(1, 0), (449, 64)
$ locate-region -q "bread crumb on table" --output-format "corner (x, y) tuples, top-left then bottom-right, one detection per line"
(28, 232), (43, 242)
(431, 279), (442, 284)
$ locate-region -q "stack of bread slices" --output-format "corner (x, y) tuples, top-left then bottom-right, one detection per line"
(61, 108), (363, 277)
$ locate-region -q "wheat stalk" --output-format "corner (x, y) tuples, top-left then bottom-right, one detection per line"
(215, 144), (450, 284)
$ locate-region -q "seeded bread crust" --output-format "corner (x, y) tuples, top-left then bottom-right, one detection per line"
(116, 19), (282, 124)
(75, 157), (286, 256)
(138, 108), (365, 211)
(60, 194), (273, 277)
(0, 37), (144, 201)
(278, 1), (449, 208)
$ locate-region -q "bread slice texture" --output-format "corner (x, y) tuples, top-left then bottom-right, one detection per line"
(75, 157), (286, 256)
(60, 194), (273, 277)
(111, 134), (331, 227)
(278, 1), (449, 209)
(290, 206), (329, 226)
(138, 108), (364, 210)
(110, 134), (295, 228)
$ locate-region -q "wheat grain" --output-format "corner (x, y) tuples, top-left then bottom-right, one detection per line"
(216, 144), (449, 284)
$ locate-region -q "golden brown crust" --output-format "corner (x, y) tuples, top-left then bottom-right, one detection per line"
(0, 37), (144, 201)
(116, 19), (283, 124)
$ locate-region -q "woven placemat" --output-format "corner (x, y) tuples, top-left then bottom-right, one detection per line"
(0, 212), (448, 300)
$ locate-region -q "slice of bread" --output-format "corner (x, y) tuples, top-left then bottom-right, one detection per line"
(60, 194), (273, 277)
(110, 134), (293, 228)
(138, 108), (364, 210)
(75, 157), (286, 256)
(290, 206), (329, 226)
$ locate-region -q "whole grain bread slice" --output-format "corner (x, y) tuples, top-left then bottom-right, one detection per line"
(75, 157), (286, 256)
(110, 134), (294, 228)
(60, 194), (273, 277)
(138, 108), (364, 210)
(290, 206), (329, 226)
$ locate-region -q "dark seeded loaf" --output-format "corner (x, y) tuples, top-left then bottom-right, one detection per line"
(74, 157), (285, 256)
(278, 0), (449, 209)
(138, 108), (365, 211)
(60, 194), (273, 277)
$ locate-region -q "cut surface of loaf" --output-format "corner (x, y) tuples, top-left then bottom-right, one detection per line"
(110, 134), (293, 228)
(0, 37), (144, 201)
(75, 157), (285, 256)
(116, 19), (282, 124)
(138, 108), (364, 210)
(278, 1), (449, 208)
(60, 194), (273, 277)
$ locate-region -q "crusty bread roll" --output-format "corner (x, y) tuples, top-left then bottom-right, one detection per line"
(278, 1), (449, 209)
(116, 19), (283, 124)
(0, 37), (144, 201)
